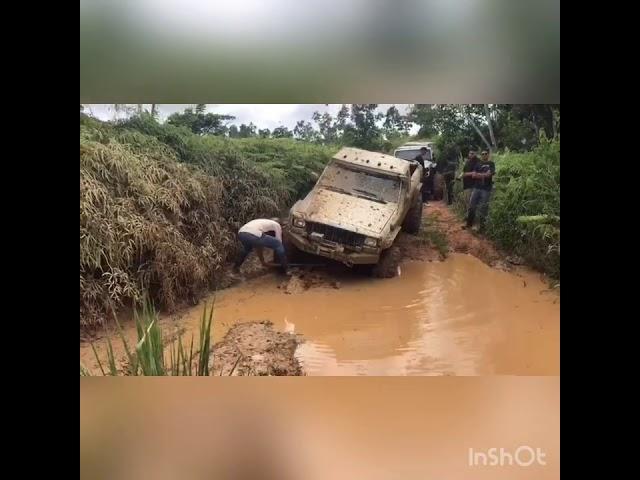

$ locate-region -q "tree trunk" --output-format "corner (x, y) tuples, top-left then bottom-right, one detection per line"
(151, 104), (158, 117)
(531, 111), (541, 138)
(484, 104), (497, 150)
(550, 106), (558, 139)
(464, 112), (492, 151)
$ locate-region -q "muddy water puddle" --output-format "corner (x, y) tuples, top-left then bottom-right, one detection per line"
(80, 253), (559, 375)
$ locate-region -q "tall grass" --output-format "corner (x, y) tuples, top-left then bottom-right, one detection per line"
(417, 213), (449, 259)
(134, 300), (166, 375)
(84, 300), (215, 376)
(80, 114), (335, 327)
(486, 138), (560, 278)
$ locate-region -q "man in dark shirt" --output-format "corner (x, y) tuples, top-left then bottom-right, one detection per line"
(413, 147), (434, 203)
(460, 150), (480, 191)
(412, 147), (429, 169)
(465, 150), (496, 231)
(438, 158), (457, 205)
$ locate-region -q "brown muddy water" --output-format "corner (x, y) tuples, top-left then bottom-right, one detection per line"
(80, 253), (559, 376)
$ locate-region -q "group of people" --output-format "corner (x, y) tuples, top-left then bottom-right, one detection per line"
(412, 147), (461, 207)
(413, 146), (495, 230)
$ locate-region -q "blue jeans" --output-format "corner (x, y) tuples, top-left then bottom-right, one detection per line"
(466, 188), (492, 228)
(234, 232), (288, 271)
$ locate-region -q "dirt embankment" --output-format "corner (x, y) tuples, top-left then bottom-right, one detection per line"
(211, 321), (304, 376)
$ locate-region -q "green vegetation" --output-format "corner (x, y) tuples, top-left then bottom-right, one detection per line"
(80, 104), (560, 328)
(449, 137), (560, 278)
(409, 105), (560, 279)
(80, 113), (334, 327)
(418, 217), (450, 259)
(84, 301), (215, 376)
(486, 138), (560, 279)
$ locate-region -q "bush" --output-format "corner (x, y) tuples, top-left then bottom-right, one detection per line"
(486, 138), (560, 278)
(80, 117), (335, 328)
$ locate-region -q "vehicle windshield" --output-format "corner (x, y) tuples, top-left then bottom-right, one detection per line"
(395, 148), (432, 162)
(318, 163), (401, 204)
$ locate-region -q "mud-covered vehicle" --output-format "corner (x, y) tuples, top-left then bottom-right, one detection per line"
(394, 141), (445, 200)
(285, 147), (424, 277)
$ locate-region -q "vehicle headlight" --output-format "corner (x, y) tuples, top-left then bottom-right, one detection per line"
(293, 217), (306, 228)
(364, 237), (378, 247)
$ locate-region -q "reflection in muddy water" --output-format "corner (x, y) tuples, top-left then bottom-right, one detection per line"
(81, 254), (559, 376)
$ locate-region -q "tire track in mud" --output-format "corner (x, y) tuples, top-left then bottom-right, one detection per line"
(397, 201), (514, 272)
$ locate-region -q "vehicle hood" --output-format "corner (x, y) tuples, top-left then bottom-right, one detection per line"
(292, 188), (398, 236)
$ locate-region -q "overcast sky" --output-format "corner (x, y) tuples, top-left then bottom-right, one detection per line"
(84, 104), (418, 133)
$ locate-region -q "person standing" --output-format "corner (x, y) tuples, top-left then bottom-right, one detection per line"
(465, 151), (496, 231)
(459, 150), (479, 190)
(233, 218), (289, 275)
(413, 147), (434, 204)
(439, 158), (457, 205)
(457, 149), (480, 207)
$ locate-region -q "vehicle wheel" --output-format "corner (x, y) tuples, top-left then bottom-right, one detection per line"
(371, 246), (401, 278)
(402, 194), (423, 234)
(353, 264), (374, 276)
(282, 231), (303, 263)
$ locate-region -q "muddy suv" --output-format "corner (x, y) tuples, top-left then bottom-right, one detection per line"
(285, 147), (424, 277)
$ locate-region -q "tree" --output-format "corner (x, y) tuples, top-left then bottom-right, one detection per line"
(312, 111), (339, 144)
(410, 104), (561, 154)
(228, 124), (240, 138)
(293, 120), (318, 142)
(484, 104), (497, 150)
(342, 104), (385, 150)
(238, 123), (257, 138)
(272, 126), (293, 138)
(258, 128), (271, 138)
(408, 104), (439, 138)
(336, 105), (350, 131)
(460, 105), (493, 151)
(383, 106), (410, 138)
(410, 104), (488, 157)
(113, 104), (137, 119)
(167, 106), (235, 136)
(497, 105), (559, 142)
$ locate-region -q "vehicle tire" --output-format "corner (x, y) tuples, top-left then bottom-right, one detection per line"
(402, 194), (423, 234)
(282, 231), (303, 263)
(371, 246), (401, 278)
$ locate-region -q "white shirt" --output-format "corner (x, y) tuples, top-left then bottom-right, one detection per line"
(238, 219), (282, 241)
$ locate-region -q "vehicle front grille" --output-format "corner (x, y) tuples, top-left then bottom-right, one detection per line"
(306, 222), (366, 248)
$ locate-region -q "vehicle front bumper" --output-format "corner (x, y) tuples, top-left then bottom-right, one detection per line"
(287, 228), (381, 265)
